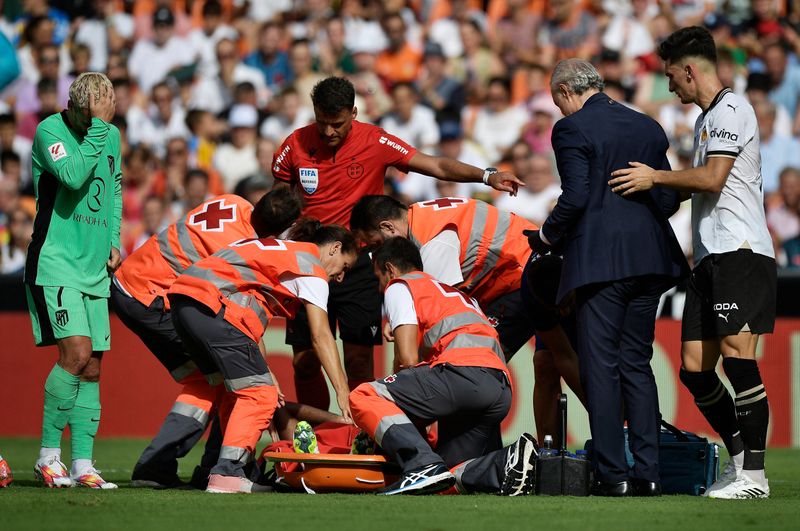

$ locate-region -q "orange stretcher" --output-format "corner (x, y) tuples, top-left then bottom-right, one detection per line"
(262, 452), (400, 493)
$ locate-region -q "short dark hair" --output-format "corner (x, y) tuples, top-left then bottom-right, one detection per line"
(349, 195), (408, 233)
(391, 81), (418, 97)
(202, 0), (223, 17)
(0, 113), (16, 126)
(37, 77), (57, 94)
(657, 26), (717, 64)
(311, 77), (355, 116)
(373, 237), (423, 274)
(288, 217), (358, 255)
(185, 109), (209, 133)
(184, 168), (209, 186)
(251, 186), (303, 237)
(1, 150), (21, 167)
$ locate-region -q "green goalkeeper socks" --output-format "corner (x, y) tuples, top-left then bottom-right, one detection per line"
(70, 380), (101, 460)
(41, 364), (80, 449)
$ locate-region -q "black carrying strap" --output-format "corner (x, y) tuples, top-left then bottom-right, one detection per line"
(559, 393), (568, 453)
(660, 419), (691, 442)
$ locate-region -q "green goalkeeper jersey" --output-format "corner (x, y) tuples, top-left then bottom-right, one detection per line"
(24, 112), (122, 297)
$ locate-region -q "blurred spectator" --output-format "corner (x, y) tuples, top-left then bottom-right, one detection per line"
(68, 42), (92, 77)
(72, 0), (134, 72)
(151, 136), (222, 201)
(259, 86), (313, 144)
(128, 7), (195, 93)
(417, 41), (465, 125)
(191, 37), (268, 114)
(746, 72), (792, 137)
(171, 168), (211, 220)
(127, 81), (190, 158)
(0, 113), (32, 186)
(380, 82), (440, 152)
(213, 104), (259, 191)
(756, 99), (800, 194)
(342, 0), (387, 55)
(495, 142), (561, 226)
(763, 42), (800, 120)
(0, 151), (22, 188)
(450, 18), (505, 100)
(767, 167), (800, 244)
(602, 0), (655, 67)
(244, 21), (293, 94)
(185, 108), (222, 169)
(233, 173), (270, 206)
(17, 77), (60, 140)
(491, 0), (541, 68)
(538, 0), (600, 68)
(16, 0), (70, 46)
(315, 17), (357, 75)
(128, 195), (169, 255)
(122, 145), (158, 226)
(427, 0), (485, 59)
(397, 119), (486, 202)
(468, 76), (528, 164)
(252, 136), (277, 190)
(0, 203), (33, 274)
(15, 16), (64, 85)
(522, 97), (559, 155)
(14, 43), (71, 115)
(188, 0), (238, 78)
(289, 38), (326, 109)
(350, 49), (393, 122)
(375, 12), (422, 87)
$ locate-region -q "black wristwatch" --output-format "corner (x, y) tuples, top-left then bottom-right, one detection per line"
(482, 167), (497, 185)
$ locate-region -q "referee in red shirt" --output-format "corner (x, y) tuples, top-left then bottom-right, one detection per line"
(273, 77), (522, 408)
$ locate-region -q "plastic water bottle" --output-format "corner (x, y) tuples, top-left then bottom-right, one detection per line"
(576, 449), (588, 460)
(541, 435), (557, 457)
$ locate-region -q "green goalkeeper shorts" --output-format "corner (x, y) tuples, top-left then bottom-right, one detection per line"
(25, 284), (111, 351)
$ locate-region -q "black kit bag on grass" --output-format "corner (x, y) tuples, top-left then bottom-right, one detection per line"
(584, 420), (719, 495)
(535, 394), (591, 496)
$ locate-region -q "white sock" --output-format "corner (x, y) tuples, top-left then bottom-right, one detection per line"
(742, 468), (767, 485)
(39, 447), (61, 461)
(71, 459), (93, 475)
(731, 451), (744, 471)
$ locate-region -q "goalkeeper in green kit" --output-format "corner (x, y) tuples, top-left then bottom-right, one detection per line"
(25, 73), (121, 489)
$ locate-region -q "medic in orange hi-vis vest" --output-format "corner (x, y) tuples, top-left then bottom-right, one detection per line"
(167, 220), (357, 494)
(110, 188), (302, 489)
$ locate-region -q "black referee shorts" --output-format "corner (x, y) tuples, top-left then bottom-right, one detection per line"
(681, 249), (776, 341)
(285, 250), (383, 348)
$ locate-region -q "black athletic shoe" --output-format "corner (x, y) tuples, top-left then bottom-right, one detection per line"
(130, 464), (185, 489)
(500, 433), (539, 496)
(378, 463), (455, 495)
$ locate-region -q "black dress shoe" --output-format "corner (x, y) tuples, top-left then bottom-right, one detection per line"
(592, 479), (630, 497)
(630, 478), (662, 496)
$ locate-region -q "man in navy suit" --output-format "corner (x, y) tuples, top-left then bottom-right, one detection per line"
(526, 59), (689, 496)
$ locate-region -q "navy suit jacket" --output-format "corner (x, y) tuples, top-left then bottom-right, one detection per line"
(541, 92), (690, 302)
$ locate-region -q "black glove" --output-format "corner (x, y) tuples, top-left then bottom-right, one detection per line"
(523, 229), (551, 254)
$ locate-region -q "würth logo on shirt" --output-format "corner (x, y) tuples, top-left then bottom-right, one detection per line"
(379, 136), (409, 155)
(48, 142), (68, 162)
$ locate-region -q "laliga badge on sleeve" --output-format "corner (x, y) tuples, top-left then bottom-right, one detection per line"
(299, 168), (319, 195)
(48, 142), (68, 162)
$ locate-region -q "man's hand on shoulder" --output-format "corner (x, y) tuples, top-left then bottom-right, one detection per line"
(107, 247), (121, 273)
(608, 162), (657, 196)
(488, 170), (524, 195)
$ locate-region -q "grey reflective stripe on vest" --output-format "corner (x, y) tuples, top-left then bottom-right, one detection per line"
(170, 401), (210, 426)
(399, 273), (425, 281)
(157, 222), (203, 275)
(368, 381), (395, 402)
(461, 201), (490, 284)
(229, 292), (269, 330)
(423, 311), (489, 349)
(443, 333), (505, 360)
(170, 360), (198, 383)
(215, 248), (259, 283)
(374, 413), (413, 445)
(296, 251), (322, 275)
(219, 445), (252, 463)
(465, 209), (511, 290)
(225, 372), (274, 392)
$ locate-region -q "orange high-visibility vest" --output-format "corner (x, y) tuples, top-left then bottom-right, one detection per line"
(115, 195), (256, 309)
(407, 198), (536, 306)
(390, 271), (511, 382)
(168, 239), (327, 342)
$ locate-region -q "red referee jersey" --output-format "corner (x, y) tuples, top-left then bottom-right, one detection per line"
(272, 120), (417, 226)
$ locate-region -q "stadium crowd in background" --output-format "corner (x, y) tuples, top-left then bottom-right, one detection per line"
(3, 0), (800, 274)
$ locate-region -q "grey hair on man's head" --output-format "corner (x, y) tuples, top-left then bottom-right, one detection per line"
(68, 72), (113, 111)
(550, 59), (604, 95)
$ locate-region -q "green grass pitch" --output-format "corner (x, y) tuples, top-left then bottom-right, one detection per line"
(1, 438), (799, 531)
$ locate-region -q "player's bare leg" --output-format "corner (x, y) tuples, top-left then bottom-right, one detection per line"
(292, 347), (330, 410)
(343, 342), (374, 390)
